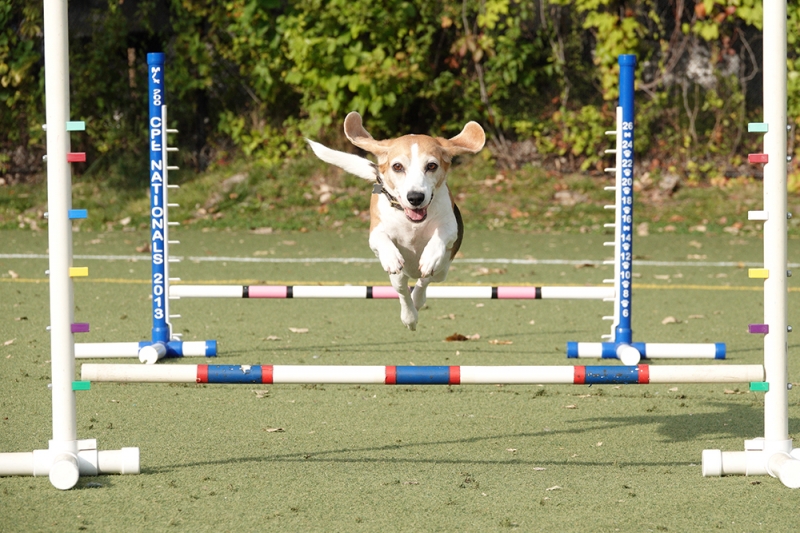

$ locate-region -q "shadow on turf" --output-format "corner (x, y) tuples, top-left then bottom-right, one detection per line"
(150, 402), (782, 473)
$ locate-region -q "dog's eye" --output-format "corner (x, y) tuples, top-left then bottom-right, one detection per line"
(391, 163), (404, 173)
(425, 162), (438, 172)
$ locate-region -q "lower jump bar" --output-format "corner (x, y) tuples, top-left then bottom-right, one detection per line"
(169, 285), (614, 300)
(81, 364), (764, 385)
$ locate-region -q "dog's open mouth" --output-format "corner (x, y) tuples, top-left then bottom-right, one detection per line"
(404, 207), (428, 223)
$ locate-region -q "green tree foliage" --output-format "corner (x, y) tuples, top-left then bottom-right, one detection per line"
(1, 0), (799, 183)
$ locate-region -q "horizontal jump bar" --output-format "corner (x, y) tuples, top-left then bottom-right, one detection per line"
(75, 341), (217, 359)
(567, 342), (726, 359)
(80, 364), (764, 385)
(169, 285), (615, 300)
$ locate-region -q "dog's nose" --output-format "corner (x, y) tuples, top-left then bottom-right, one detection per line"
(407, 191), (425, 207)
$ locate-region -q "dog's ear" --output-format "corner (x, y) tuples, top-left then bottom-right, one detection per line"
(344, 112), (388, 155)
(439, 121), (486, 156)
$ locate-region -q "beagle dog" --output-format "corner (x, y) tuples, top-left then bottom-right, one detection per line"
(307, 112), (485, 330)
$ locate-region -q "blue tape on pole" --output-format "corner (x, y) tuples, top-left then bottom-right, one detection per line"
(395, 366), (451, 385)
(584, 365), (639, 385)
(68, 209), (88, 220)
(715, 343), (726, 359)
(206, 365), (263, 384)
(205, 340), (218, 356)
(566, 342), (578, 358)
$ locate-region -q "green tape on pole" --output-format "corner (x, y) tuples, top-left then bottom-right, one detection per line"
(749, 382), (769, 392)
(72, 381), (91, 391)
(747, 122), (768, 133)
(66, 121), (86, 131)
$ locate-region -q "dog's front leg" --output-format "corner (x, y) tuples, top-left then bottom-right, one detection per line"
(390, 271), (418, 330)
(418, 229), (455, 279)
(369, 228), (405, 275)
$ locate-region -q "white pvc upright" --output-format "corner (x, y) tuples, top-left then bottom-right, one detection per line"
(702, 0), (800, 488)
(42, 0), (80, 490)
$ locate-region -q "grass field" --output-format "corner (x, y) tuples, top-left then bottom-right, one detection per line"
(2, 227), (800, 532)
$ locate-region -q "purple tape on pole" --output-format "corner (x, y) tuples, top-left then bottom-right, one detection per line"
(71, 323), (90, 333)
(748, 324), (769, 334)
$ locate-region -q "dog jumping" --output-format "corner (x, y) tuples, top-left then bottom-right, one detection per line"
(307, 112), (485, 330)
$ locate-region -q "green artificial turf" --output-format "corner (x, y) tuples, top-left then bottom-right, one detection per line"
(1, 228), (799, 532)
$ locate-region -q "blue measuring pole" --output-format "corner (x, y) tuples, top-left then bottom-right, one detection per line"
(147, 53), (169, 344)
(615, 54), (636, 345)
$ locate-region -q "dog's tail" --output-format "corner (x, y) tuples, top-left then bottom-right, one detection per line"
(306, 139), (378, 181)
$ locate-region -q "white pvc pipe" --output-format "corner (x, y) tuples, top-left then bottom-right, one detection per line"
(569, 342), (724, 359)
(539, 286), (615, 300)
(82, 364), (198, 383)
(292, 285), (368, 298)
(75, 341), (212, 359)
(170, 285), (244, 298)
(762, 0), (790, 454)
(43, 0), (78, 490)
(648, 365), (763, 383)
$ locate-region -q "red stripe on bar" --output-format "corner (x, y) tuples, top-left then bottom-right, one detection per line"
(67, 152), (86, 163)
(385, 366), (397, 384)
(637, 364), (650, 384)
(371, 286), (400, 299)
(449, 366), (461, 385)
(262, 365), (273, 384)
(573, 366), (586, 384)
(196, 365), (208, 383)
(748, 153), (768, 164)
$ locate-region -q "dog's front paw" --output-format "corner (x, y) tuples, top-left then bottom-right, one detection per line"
(418, 242), (446, 278)
(379, 248), (405, 274)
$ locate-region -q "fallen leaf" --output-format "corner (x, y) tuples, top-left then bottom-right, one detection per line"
(506, 448), (518, 453)
(529, 320), (535, 325)
(661, 316), (678, 325)
(595, 442), (603, 447)
(564, 404), (577, 409)
(471, 267), (507, 277)
(545, 485), (562, 491)
(403, 480), (420, 485)
(288, 328), (308, 334)
(467, 333), (481, 341)
(264, 335), (281, 341)
(688, 314), (705, 319)
(573, 262), (596, 269)
(489, 339), (513, 345)
(8, 270), (19, 279)
(436, 314), (457, 320)
(669, 387), (678, 392)
(14, 317), (27, 321)
(252, 390), (270, 398)
(3, 339), (15, 346)
(135, 244), (150, 253)
(533, 467), (546, 471)
(446, 333), (468, 342)
(264, 427), (284, 432)
(653, 274), (670, 280)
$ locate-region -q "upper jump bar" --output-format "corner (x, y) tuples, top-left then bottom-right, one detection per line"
(81, 364), (764, 385)
(169, 285), (615, 300)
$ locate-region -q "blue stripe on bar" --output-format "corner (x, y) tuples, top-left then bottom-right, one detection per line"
(206, 365), (263, 383)
(395, 366), (451, 385)
(68, 209), (88, 219)
(584, 365), (639, 384)
(715, 343), (726, 359)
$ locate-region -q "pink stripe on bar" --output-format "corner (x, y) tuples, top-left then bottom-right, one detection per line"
(66, 152), (86, 163)
(748, 153), (768, 164)
(247, 285), (288, 298)
(71, 323), (90, 333)
(496, 286), (540, 299)
(371, 286), (400, 299)
(748, 324), (769, 334)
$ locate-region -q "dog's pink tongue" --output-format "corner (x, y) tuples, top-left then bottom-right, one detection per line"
(404, 207), (427, 221)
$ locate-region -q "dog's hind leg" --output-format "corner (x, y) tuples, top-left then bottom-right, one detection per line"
(390, 271), (418, 330)
(411, 277), (431, 311)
